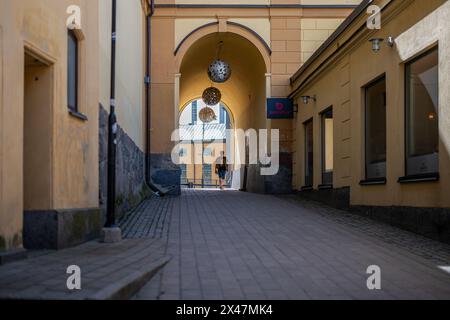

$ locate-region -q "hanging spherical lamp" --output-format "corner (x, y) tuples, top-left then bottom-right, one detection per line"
(199, 107), (217, 123)
(208, 60), (232, 83)
(202, 87), (222, 106)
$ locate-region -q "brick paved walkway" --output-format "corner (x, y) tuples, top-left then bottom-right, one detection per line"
(282, 196), (450, 266)
(120, 195), (174, 239)
(133, 190), (450, 300)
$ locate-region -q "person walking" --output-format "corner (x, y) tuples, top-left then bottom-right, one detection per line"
(215, 152), (229, 190)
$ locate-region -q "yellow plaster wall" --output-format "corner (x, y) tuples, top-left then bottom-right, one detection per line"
(300, 18), (344, 63)
(175, 18), (217, 49)
(99, 0), (146, 151)
(292, 0), (450, 208)
(0, 0), (99, 251)
(228, 18), (271, 46)
(151, 17), (176, 154)
(292, 58), (351, 190)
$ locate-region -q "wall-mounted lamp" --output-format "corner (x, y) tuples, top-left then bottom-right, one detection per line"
(369, 38), (384, 52)
(301, 95), (316, 105)
(369, 36), (395, 52)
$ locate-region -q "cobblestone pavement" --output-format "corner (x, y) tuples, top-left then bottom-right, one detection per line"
(133, 190), (450, 300)
(120, 195), (174, 239)
(281, 196), (450, 266)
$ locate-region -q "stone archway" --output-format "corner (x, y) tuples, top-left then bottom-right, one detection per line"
(150, 20), (274, 193)
(174, 21), (271, 74)
(176, 29), (269, 191)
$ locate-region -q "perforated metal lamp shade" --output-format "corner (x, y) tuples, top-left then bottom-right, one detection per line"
(199, 107), (217, 123)
(202, 87), (222, 106)
(208, 60), (232, 83)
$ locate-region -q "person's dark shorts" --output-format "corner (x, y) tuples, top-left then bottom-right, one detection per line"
(218, 170), (227, 179)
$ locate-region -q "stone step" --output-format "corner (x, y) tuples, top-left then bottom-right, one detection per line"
(87, 255), (170, 300)
(0, 239), (171, 300)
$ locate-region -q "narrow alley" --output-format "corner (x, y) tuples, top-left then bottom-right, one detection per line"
(122, 190), (450, 300)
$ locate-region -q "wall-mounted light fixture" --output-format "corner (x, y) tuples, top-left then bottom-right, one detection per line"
(369, 38), (384, 52)
(369, 36), (395, 52)
(301, 95), (316, 105)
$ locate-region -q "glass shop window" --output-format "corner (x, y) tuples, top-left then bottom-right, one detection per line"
(405, 48), (439, 176)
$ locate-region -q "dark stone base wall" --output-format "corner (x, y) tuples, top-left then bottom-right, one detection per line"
(246, 152), (293, 194)
(246, 164), (265, 194)
(296, 187), (351, 211)
(296, 186), (450, 245)
(23, 209), (102, 250)
(150, 153), (181, 196)
(350, 205), (450, 245)
(99, 105), (151, 221)
(264, 152), (293, 194)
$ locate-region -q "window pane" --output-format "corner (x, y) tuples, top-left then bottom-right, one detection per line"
(203, 164), (212, 186)
(181, 164), (187, 185)
(204, 148), (212, 157)
(220, 105), (226, 124)
(305, 120), (314, 186)
(191, 100), (198, 125)
(365, 77), (387, 179)
(406, 48), (439, 175)
(67, 31), (78, 111)
(322, 109), (333, 185)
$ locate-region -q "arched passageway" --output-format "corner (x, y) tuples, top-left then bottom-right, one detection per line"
(177, 31), (269, 190)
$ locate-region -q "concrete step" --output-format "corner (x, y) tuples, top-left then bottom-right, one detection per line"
(88, 255), (170, 300)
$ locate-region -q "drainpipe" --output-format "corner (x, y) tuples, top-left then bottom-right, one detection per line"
(145, 0), (154, 188)
(105, 0), (118, 228)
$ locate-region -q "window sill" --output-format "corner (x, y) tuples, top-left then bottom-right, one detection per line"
(398, 173), (439, 184)
(301, 186), (314, 191)
(318, 184), (333, 190)
(69, 109), (88, 121)
(360, 178), (387, 186)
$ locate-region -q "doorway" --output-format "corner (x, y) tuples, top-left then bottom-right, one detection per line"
(179, 99), (233, 189)
(23, 51), (53, 248)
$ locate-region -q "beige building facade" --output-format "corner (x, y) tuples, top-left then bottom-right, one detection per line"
(98, 0), (151, 219)
(0, 0), (100, 260)
(0, 0), (151, 262)
(291, 0), (450, 242)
